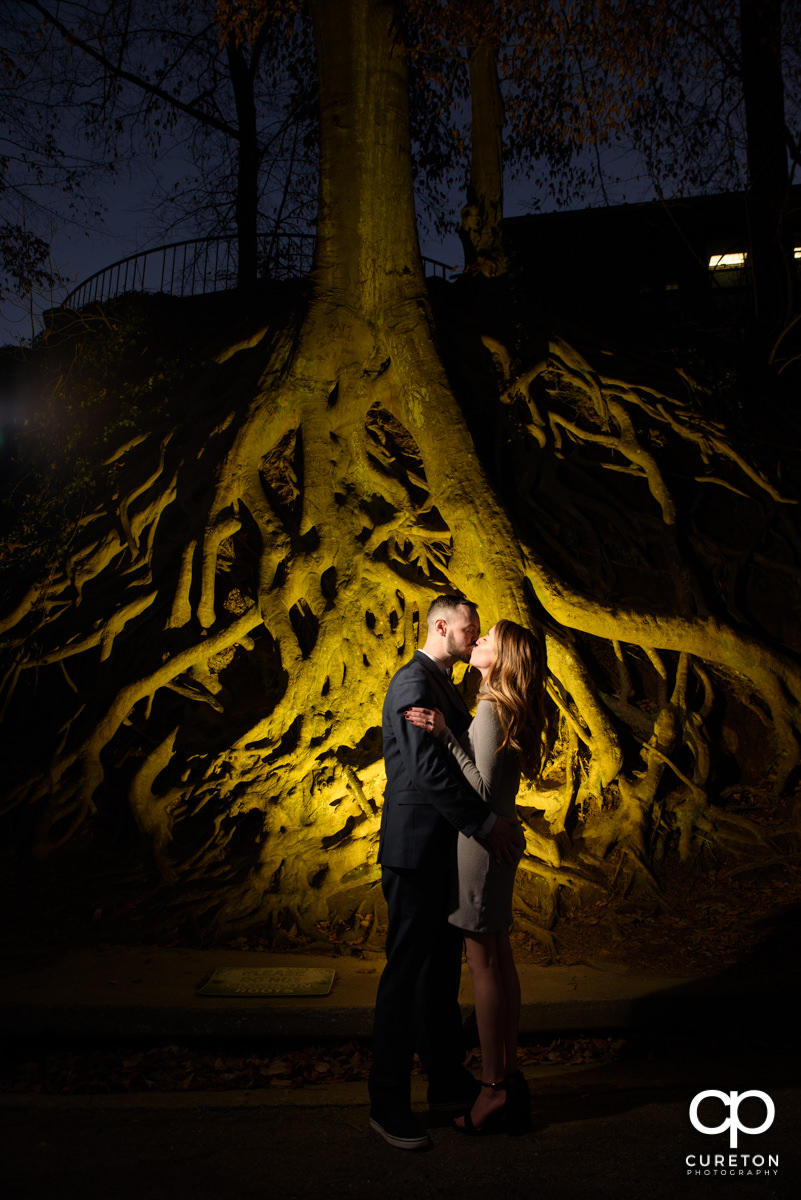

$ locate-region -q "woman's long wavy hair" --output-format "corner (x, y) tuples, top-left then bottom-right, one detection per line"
(480, 619), (552, 780)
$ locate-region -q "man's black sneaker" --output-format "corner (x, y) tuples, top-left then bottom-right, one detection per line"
(369, 1109), (432, 1150)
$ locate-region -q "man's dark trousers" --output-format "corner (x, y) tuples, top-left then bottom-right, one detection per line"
(369, 859), (466, 1112)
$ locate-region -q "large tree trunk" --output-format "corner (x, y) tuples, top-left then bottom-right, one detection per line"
(741, 0), (792, 336)
(2, 0), (801, 951)
(302, 0), (523, 613)
(459, 14), (506, 277)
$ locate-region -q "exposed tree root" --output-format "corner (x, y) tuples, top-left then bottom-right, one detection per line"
(2, 287), (800, 943)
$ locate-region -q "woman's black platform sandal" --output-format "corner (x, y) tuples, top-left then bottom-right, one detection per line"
(454, 1074), (532, 1136)
(454, 1080), (512, 1135)
(503, 1070), (531, 1136)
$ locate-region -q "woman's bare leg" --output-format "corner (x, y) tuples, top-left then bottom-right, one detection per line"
(496, 929), (521, 1074)
(454, 930), (507, 1128)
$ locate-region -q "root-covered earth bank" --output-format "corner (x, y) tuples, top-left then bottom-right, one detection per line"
(3, 272), (801, 971)
(3, 0), (801, 971)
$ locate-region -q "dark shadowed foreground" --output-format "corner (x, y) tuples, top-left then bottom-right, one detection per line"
(1, 1052), (798, 1200)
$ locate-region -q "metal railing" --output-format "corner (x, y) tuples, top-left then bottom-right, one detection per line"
(421, 255), (455, 279)
(62, 234), (455, 310)
(63, 234), (315, 310)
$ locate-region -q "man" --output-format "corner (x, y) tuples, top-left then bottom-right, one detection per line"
(368, 595), (522, 1150)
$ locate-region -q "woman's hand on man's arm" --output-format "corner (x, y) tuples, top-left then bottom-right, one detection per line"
(403, 705), (446, 736)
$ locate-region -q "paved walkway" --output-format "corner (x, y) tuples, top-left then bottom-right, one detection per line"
(1, 946), (799, 1199)
(0, 943), (788, 1040)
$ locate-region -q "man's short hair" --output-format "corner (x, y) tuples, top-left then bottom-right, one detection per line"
(426, 594), (479, 629)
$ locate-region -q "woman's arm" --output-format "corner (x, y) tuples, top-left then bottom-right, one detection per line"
(438, 726), (493, 804)
(405, 701), (503, 805)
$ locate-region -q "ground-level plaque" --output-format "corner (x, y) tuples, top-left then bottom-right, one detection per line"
(198, 967), (335, 997)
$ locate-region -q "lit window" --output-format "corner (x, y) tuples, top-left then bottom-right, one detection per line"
(708, 252), (746, 270)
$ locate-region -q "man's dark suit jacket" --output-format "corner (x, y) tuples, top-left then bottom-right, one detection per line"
(378, 650), (489, 870)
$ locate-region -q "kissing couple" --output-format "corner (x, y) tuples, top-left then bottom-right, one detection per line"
(368, 594), (549, 1150)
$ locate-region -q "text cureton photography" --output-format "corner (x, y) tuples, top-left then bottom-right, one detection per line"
(686, 1154), (780, 1178)
(685, 1090), (780, 1179)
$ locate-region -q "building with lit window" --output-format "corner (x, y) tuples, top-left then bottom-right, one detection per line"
(503, 187), (801, 332)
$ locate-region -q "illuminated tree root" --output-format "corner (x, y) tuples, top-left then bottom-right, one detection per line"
(2, 0), (800, 947)
(2, 306), (800, 945)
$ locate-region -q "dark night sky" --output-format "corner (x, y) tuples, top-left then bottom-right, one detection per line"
(0, 133), (648, 348)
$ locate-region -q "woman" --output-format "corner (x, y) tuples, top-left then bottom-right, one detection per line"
(404, 619), (550, 1136)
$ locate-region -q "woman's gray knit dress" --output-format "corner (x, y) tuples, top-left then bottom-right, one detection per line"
(439, 697), (523, 933)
